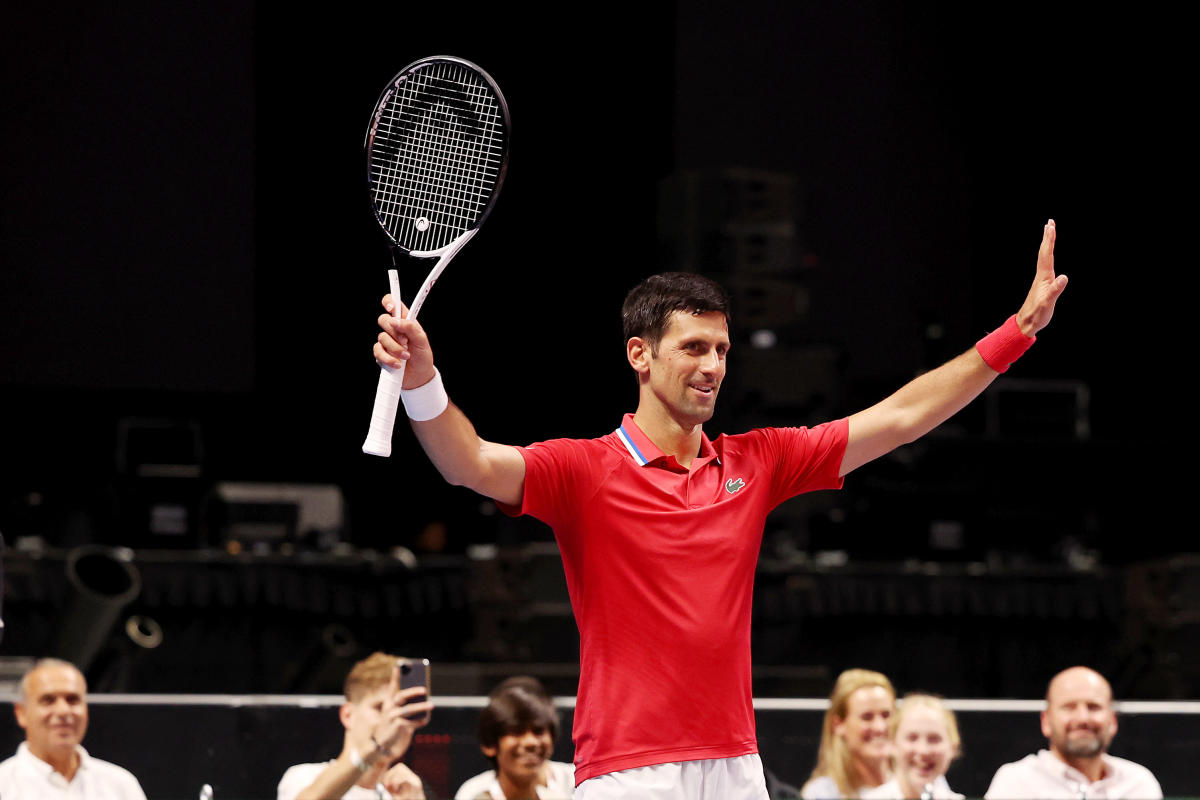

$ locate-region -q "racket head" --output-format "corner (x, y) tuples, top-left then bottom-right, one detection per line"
(365, 56), (510, 256)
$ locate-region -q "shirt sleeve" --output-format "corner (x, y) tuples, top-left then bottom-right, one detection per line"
(759, 418), (849, 506)
(128, 773), (149, 800)
(496, 438), (597, 530)
(983, 764), (1020, 800)
(1131, 768), (1164, 800)
(277, 764), (321, 800)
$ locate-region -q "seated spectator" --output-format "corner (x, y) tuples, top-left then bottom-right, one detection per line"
(861, 694), (963, 800)
(801, 669), (896, 799)
(455, 676), (573, 799)
(277, 652), (433, 800)
(0, 658), (147, 800)
(984, 666), (1162, 799)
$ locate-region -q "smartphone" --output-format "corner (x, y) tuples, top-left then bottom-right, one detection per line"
(397, 657), (431, 723)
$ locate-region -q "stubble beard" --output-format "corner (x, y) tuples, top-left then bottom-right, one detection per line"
(1059, 730), (1107, 758)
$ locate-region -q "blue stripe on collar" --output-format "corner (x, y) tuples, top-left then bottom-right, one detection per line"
(615, 424), (649, 466)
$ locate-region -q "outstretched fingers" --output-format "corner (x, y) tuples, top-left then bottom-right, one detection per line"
(1019, 220), (1068, 337)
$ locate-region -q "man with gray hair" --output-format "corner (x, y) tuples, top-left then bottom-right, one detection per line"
(0, 658), (147, 799)
(984, 666), (1162, 799)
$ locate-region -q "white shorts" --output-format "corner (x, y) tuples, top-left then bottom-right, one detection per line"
(575, 754), (770, 800)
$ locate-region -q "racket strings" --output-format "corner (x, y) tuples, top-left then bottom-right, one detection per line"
(369, 62), (506, 251)
(373, 104), (498, 246)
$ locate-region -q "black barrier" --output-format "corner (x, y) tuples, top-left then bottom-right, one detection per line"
(0, 699), (1194, 799)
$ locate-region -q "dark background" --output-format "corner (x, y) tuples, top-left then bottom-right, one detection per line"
(1, 0), (1192, 702)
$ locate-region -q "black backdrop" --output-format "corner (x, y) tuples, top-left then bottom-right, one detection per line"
(1, 0), (1190, 686)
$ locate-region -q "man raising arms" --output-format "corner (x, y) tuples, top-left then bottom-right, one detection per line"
(374, 222), (1067, 800)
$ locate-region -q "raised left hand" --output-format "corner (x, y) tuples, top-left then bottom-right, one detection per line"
(1015, 219), (1068, 337)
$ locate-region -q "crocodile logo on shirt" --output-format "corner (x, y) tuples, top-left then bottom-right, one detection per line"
(725, 477), (746, 494)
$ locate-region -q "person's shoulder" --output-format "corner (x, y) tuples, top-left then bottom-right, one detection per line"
(721, 418), (849, 447)
(991, 752), (1040, 773)
(1107, 752), (1158, 774)
(983, 753), (1041, 799)
(454, 768), (496, 799)
(1106, 753), (1163, 789)
(81, 752), (143, 782)
(277, 762), (329, 797)
(279, 762), (327, 780)
(525, 431), (623, 459)
(0, 752), (18, 783)
(800, 775), (844, 800)
(860, 779), (901, 799)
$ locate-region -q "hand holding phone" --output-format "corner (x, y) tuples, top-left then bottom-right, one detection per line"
(397, 657), (431, 725)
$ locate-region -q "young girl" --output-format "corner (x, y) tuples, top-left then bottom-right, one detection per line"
(861, 694), (963, 800)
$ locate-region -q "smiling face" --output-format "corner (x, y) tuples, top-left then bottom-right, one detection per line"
(484, 725), (552, 790)
(632, 310), (730, 427)
(15, 663), (89, 763)
(834, 685), (895, 766)
(894, 704), (957, 795)
(1042, 668), (1117, 760)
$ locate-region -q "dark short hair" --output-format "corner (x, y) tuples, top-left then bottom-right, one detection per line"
(621, 272), (731, 350)
(478, 676), (560, 765)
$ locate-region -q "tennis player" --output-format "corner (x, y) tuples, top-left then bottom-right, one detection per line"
(373, 221), (1067, 800)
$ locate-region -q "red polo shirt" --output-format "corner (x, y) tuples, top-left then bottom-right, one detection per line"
(502, 414), (849, 784)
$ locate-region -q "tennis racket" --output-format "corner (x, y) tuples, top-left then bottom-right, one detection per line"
(361, 56), (510, 457)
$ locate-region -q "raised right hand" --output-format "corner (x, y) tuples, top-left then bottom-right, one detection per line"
(374, 294), (438, 390)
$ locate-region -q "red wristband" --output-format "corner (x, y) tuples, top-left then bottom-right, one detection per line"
(975, 314), (1034, 373)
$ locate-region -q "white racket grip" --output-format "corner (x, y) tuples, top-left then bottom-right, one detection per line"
(363, 362), (405, 456)
(362, 270), (404, 457)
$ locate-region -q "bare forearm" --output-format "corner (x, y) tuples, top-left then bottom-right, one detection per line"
(841, 221), (1066, 476)
(410, 403), (489, 488)
(842, 348), (996, 475)
(409, 403), (525, 506)
(875, 347), (995, 441)
(374, 297), (524, 504)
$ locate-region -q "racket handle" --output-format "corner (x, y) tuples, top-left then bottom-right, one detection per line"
(362, 269), (405, 458)
(362, 361), (406, 457)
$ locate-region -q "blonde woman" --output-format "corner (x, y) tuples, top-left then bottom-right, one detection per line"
(862, 694), (963, 800)
(801, 669), (896, 799)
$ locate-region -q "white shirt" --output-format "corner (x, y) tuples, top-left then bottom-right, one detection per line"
(801, 775), (861, 799)
(277, 762), (385, 800)
(454, 760), (575, 800)
(0, 743), (147, 800)
(984, 750), (1162, 799)
(861, 776), (963, 800)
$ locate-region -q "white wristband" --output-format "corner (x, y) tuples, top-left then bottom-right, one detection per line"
(401, 368), (449, 421)
(349, 746), (371, 773)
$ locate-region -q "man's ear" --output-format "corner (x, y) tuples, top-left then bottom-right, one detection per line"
(13, 703), (27, 731)
(339, 702), (354, 731)
(627, 337), (652, 374)
(1040, 709), (1051, 739)
(481, 745), (497, 759)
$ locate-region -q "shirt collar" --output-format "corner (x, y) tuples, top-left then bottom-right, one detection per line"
(17, 742), (89, 778)
(615, 413), (719, 470)
(1036, 748), (1120, 785)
